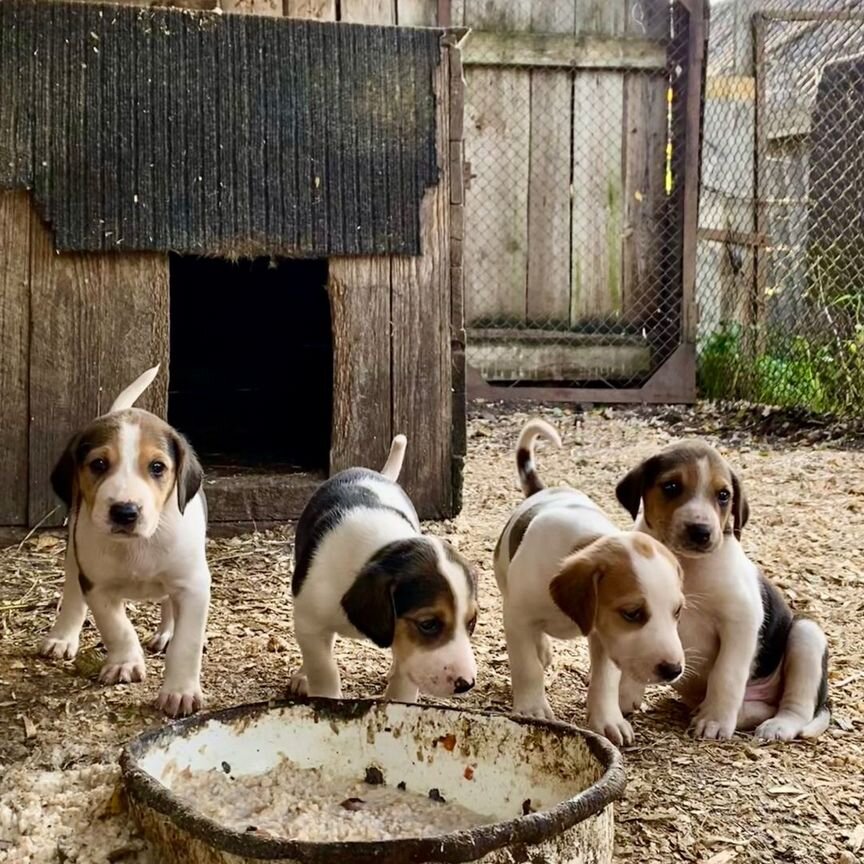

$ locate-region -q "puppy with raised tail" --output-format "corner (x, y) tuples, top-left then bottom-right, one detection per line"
(616, 440), (830, 741)
(494, 419), (686, 746)
(40, 365), (210, 717)
(289, 435), (478, 703)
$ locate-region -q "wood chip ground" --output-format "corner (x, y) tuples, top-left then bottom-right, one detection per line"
(1, 403), (862, 863)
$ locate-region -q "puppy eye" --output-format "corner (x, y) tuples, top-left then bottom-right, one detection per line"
(674, 605), (683, 620)
(467, 614), (477, 635)
(661, 480), (681, 498)
(89, 458), (108, 476)
(717, 489), (731, 505)
(149, 460), (167, 479)
(619, 607), (647, 624)
(415, 618), (443, 637)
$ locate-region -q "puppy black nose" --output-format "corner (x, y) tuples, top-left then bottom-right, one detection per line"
(453, 677), (474, 694)
(656, 661), (682, 682)
(686, 523), (712, 546)
(109, 502), (140, 526)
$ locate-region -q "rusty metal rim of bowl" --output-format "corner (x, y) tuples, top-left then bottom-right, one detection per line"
(120, 697), (626, 864)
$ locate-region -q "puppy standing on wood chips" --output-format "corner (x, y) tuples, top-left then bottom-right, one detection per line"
(289, 435), (479, 703)
(494, 419), (686, 745)
(40, 365), (210, 717)
(616, 440), (830, 740)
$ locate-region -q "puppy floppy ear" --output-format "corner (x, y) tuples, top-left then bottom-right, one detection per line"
(50, 433), (81, 509)
(549, 545), (603, 635)
(616, 457), (654, 521)
(731, 470), (749, 539)
(341, 561), (398, 648)
(171, 432), (203, 515)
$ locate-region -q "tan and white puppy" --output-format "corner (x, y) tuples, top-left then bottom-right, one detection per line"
(494, 419), (686, 746)
(617, 440), (830, 741)
(40, 365), (210, 717)
(289, 435), (478, 703)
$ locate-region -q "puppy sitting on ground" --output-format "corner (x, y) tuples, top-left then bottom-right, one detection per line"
(40, 366), (210, 717)
(289, 435), (478, 703)
(494, 419), (686, 745)
(616, 439), (830, 741)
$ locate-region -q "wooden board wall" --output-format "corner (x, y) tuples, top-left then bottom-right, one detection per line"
(461, 0), (670, 334)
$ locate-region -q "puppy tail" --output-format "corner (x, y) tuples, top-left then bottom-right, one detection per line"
(109, 364), (160, 413)
(516, 419), (562, 498)
(800, 706), (831, 739)
(381, 434), (408, 481)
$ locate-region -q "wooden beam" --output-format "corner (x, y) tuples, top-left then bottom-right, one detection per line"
(0, 190), (30, 526)
(462, 31), (666, 71)
(698, 226), (770, 248)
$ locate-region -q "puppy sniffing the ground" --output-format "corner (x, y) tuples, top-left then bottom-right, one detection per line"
(40, 366), (210, 717)
(289, 435), (478, 703)
(617, 439), (830, 740)
(494, 419), (686, 746)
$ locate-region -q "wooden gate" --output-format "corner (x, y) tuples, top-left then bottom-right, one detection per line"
(454, 0), (706, 403)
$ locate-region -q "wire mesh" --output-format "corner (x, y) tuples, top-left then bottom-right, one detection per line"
(461, 1), (692, 392)
(698, 0), (864, 416)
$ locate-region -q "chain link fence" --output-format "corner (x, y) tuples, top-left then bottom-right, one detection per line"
(458, 1), (696, 395)
(698, 0), (864, 415)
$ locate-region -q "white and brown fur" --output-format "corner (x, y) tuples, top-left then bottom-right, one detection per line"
(289, 435), (478, 703)
(494, 419), (686, 746)
(617, 439), (830, 740)
(40, 366), (210, 717)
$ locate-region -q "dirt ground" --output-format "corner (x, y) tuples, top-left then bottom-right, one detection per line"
(1, 403), (863, 863)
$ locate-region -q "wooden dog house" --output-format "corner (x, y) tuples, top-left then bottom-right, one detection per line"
(0, 0), (466, 536)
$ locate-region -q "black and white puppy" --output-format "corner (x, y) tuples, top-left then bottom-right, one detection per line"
(289, 436), (478, 702)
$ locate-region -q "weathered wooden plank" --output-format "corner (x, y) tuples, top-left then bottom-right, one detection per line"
(221, 0), (282, 13)
(461, 32), (666, 70)
(28, 210), (169, 526)
(574, 0), (626, 34)
(0, 190), (30, 525)
(285, 0), (336, 18)
(571, 71), (625, 321)
(622, 71), (667, 323)
(525, 0), (573, 326)
(397, 0), (437, 26)
(0, 2), (441, 257)
(463, 66), (530, 324)
(203, 471), (324, 522)
(467, 329), (651, 381)
(392, 43), (452, 517)
(328, 261), (393, 473)
(341, 0), (394, 22)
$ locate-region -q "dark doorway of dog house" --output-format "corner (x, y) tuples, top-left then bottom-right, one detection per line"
(168, 255), (332, 526)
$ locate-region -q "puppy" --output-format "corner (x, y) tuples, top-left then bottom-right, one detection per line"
(616, 439), (830, 740)
(494, 419), (686, 745)
(289, 435), (478, 702)
(40, 365), (210, 717)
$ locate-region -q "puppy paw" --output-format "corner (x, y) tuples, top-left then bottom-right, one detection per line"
(513, 697), (556, 721)
(157, 685), (204, 718)
(755, 716), (801, 742)
(40, 634), (80, 660)
(588, 710), (634, 747)
(144, 629), (173, 654)
(690, 709), (737, 740)
(99, 656), (146, 685)
(288, 671), (309, 697)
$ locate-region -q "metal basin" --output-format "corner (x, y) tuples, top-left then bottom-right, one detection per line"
(121, 698), (625, 864)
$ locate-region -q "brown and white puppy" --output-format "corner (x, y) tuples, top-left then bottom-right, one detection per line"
(494, 419), (686, 746)
(289, 435), (478, 702)
(617, 439), (830, 740)
(40, 366), (210, 717)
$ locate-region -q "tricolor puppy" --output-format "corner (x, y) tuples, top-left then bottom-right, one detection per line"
(494, 419), (686, 746)
(40, 365), (210, 717)
(289, 436), (478, 703)
(617, 439), (830, 740)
